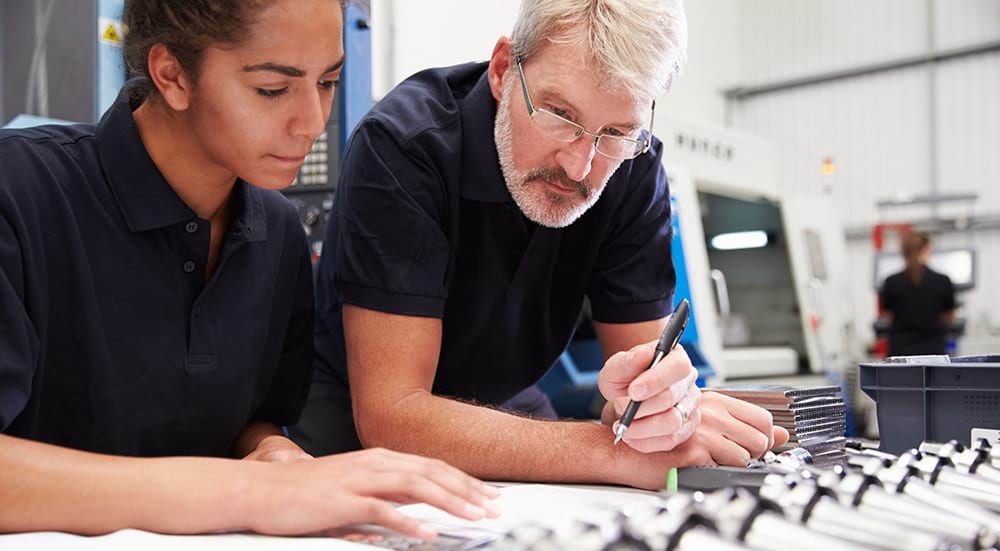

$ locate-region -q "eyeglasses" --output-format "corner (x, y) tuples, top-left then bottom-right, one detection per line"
(515, 56), (655, 161)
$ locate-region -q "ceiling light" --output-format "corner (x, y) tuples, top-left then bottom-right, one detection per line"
(711, 231), (769, 250)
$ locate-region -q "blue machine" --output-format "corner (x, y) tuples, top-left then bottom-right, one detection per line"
(669, 194), (715, 384)
(338, 2), (373, 154)
(538, 194), (716, 419)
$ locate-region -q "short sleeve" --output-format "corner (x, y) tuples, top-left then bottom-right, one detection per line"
(0, 193), (39, 430)
(587, 142), (675, 323)
(328, 120), (451, 318)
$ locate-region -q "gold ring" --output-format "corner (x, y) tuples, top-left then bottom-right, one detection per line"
(675, 402), (691, 425)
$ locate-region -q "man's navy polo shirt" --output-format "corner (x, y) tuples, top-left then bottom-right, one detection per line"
(0, 90), (315, 457)
(313, 62), (674, 406)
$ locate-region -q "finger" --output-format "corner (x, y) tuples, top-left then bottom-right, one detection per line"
(597, 341), (657, 399)
(612, 390), (673, 418)
(615, 374), (699, 420)
(621, 409), (700, 453)
(358, 449), (500, 510)
(627, 346), (695, 402)
(612, 396), (631, 416)
(772, 426), (790, 448)
(613, 380), (701, 420)
(616, 384), (701, 439)
(615, 409), (681, 441)
(354, 472), (489, 521)
(718, 416), (772, 459)
(350, 497), (438, 541)
(704, 432), (752, 467)
(708, 392), (776, 439)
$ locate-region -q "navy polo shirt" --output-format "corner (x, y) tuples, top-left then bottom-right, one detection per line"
(312, 62), (674, 409)
(881, 267), (956, 355)
(0, 89), (314, 457)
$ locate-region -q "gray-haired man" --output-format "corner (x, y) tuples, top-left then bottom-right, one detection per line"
(294, 0), (788, 490)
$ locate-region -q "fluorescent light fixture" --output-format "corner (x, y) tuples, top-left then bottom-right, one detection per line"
(711, 231), (769, 250)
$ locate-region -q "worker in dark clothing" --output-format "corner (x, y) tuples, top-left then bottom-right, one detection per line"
(0, 0), (492, 538)
(880, 232), (957, 355)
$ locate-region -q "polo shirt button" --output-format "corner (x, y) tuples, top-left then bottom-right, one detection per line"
(185, 221), (199, 233)
(183, 261), (196, 273)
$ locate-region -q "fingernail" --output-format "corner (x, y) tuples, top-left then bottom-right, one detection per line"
(417, 525), (438, 540)
(629, 384), (648, 401)
(482, 484), (501, 498)
(611, 421), (620, 434)
(465, 504), (487, 518)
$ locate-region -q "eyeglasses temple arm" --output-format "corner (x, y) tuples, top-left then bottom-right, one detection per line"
(642, 100), (656, 155)
(515, 56), (536, 115)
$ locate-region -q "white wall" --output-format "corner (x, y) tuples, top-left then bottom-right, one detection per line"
(370, 0), (743, 125)
(933, 0), (1000, 49)
(371, 1), (1000, 356)
(662, 0), (742, 125)
(736, 0), (930, 84)
(371, 0), (519, 99)
(728, 1), (1000, 354)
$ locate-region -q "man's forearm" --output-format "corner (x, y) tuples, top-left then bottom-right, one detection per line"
(0, 434), (254, 535)
(232, 420), (290, 458)
(357, 391), (676, 489)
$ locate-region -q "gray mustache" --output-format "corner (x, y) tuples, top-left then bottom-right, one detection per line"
(525, 168), (590, 198)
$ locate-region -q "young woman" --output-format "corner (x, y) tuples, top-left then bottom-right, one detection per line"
(0, 0), (496, 539)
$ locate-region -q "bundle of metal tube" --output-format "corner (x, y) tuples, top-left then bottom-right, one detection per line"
(479, 439), (1000, 550)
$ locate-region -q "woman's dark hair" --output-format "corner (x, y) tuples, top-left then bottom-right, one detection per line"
(122, 0), (344, 98)
(902, 231), (931, 284)
(123, 0), (265, 96)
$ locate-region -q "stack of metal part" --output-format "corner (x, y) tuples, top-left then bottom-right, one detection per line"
(480, 439), (1000, 550)
(712, 385), (847, 467)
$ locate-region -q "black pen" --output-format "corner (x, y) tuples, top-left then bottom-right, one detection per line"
(613, 299), (691, 445)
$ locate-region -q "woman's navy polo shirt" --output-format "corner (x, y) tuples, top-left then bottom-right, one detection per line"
(881, 267), (956, 355)
(313, 62), (675, 406)
(0, 91), (315, 457)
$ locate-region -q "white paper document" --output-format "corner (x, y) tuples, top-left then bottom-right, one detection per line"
(0, 484), (659, 550)
(398, 484), (662, 538)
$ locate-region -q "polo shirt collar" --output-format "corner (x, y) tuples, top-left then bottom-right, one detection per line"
(96, 86), (267, 242)
(229, 179), (268, 243)
(459, 67), (514, 203)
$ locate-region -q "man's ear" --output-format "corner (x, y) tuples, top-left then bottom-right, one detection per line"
(487, 36), (514, 102)
(147, 43), (195, 110)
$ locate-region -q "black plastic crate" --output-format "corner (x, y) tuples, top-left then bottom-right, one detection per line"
(860, 355), (1000, 454)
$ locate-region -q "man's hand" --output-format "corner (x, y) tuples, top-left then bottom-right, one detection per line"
(598, 340), (700, 453)
(608, 392), (790, 490)
(665, 391), (790, 467)
(247, 448), (501, 539)
(243, 434), (313, 463)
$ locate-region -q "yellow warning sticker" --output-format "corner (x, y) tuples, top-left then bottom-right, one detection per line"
(98, 17), (124, 47)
